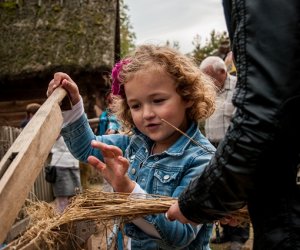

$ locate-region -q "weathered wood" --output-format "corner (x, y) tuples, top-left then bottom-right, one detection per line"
(0, 126), (22, 159)
(5, 217), (30, 243)
(0, 111), (26, 119)
(0, 99), (46, 128)
(0, 99), (45, 113)
(0, 88), (68, 243)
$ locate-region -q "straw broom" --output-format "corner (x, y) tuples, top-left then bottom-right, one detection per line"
(7, 190), (176, 249)
(8, 189), (249, 249)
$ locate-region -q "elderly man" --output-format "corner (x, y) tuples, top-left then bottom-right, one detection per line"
(200, 56), (249, 249)
(200, 56), (236, 148)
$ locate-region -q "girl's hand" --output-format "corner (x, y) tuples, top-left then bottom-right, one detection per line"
(87, 141), (135, 193)
(47, 72), (81, 105)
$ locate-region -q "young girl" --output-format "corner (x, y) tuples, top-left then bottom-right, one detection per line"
(47, 45), (216, 249)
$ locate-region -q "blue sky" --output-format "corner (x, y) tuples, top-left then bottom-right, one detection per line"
(124, 0), (227, 53)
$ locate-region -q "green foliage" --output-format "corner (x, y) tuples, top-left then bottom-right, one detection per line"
(191, 30), (228, 65)
(0, 1), (18, 10)
(120, 0), (136, 58)
(52, 4), (62, 12)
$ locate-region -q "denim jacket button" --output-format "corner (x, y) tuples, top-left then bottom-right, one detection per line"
(164, 175), (170, 180)
(131, 168), (136, 175)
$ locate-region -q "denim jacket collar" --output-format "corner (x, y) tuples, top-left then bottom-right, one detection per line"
(132, 122), (198, 156)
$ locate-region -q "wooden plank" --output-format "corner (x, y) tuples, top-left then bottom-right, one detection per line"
(0, 88), (68, 243)
(0, 111), (26, 118)
(0, 120), (24, 128)
(0, 99), (46, 127)
(0, 113), (26, 128)
(0, 99), (45, 113)
(5, 217), (30, 242)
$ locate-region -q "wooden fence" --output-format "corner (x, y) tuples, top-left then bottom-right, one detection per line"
(0, 126), (53, 202)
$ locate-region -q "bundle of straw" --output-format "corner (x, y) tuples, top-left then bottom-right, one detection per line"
(8, 190), (249, 249)
(8, 190), (176, 249)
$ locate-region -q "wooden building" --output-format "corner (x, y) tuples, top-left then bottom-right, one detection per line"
(0, 0), (120, 127)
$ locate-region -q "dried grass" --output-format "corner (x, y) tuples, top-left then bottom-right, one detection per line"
(8, 189), (250, 249)
(8, 190), (176, 249)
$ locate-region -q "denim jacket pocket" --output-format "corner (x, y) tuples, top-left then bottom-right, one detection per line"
(153, 168), (181, 196)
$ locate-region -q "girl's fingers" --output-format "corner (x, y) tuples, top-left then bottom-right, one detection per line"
(117, 156), (130, 171)
(46, 79), (55, 96)
(91, 141), (114, 158)
(102, 144), (123, 156)
(118, 156), (129, 165)
(91, 140), (123, 158)
(87, 155), (106, 171)
(60, 79), (81, 105)
(53, 72), (71, 86)
(47, 72), (80, 105)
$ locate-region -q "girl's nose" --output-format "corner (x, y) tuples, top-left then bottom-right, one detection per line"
(143, 105), (155, 119)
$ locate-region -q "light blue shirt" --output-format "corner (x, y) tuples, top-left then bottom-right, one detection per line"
(97, 110), (120, 135)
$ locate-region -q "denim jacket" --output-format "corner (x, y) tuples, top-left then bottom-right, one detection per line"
(61, 114), (215, 250)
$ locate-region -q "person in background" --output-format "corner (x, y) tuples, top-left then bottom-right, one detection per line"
(94, 91), (120, 136)
(93, 90), (120, 192)
(200, 56), (236, 147)
(47, 135), (82, 213)
(166, 0), (300, 249)
(46, 44), (216, 249)
(224, 51), (236, 76)
(212, 39), (231, 60)
(20, 103), (41, 128)
(200, 56), (249, 250)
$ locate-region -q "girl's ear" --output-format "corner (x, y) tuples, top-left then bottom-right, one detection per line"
(185, 100), (194, 108)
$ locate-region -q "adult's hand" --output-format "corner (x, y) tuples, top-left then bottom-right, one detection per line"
(166, 201), (198, 226)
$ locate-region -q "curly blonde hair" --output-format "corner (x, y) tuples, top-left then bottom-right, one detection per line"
(111, 44), (216, 131)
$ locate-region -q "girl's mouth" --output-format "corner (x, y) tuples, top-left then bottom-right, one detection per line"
(146, 123), (160, 130)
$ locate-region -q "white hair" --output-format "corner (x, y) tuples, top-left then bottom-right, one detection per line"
(199, 56), (227, 72)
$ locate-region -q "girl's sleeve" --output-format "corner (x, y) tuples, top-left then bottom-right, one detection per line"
(61, 113), (129, 163)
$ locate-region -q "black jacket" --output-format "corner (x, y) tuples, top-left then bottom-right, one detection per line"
(179, 0), (300, 249)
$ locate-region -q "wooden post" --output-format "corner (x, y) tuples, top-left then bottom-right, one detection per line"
(0, 88), (68, 243)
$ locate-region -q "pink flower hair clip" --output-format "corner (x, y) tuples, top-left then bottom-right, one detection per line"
(111, 59), (130, 97)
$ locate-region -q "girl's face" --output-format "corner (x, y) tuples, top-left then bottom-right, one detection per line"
(125, 69), (192, 152)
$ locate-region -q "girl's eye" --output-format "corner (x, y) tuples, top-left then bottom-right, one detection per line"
(130, 103), (140, 110)
(153, 99), (165, 104)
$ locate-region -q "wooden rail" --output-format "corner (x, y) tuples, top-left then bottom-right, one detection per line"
(0, 88), (68, 243)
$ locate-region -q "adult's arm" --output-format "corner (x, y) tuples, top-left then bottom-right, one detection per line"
(178, 0), (300, 223)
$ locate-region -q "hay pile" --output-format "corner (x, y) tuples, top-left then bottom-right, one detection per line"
(7, 189), (249, 249)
